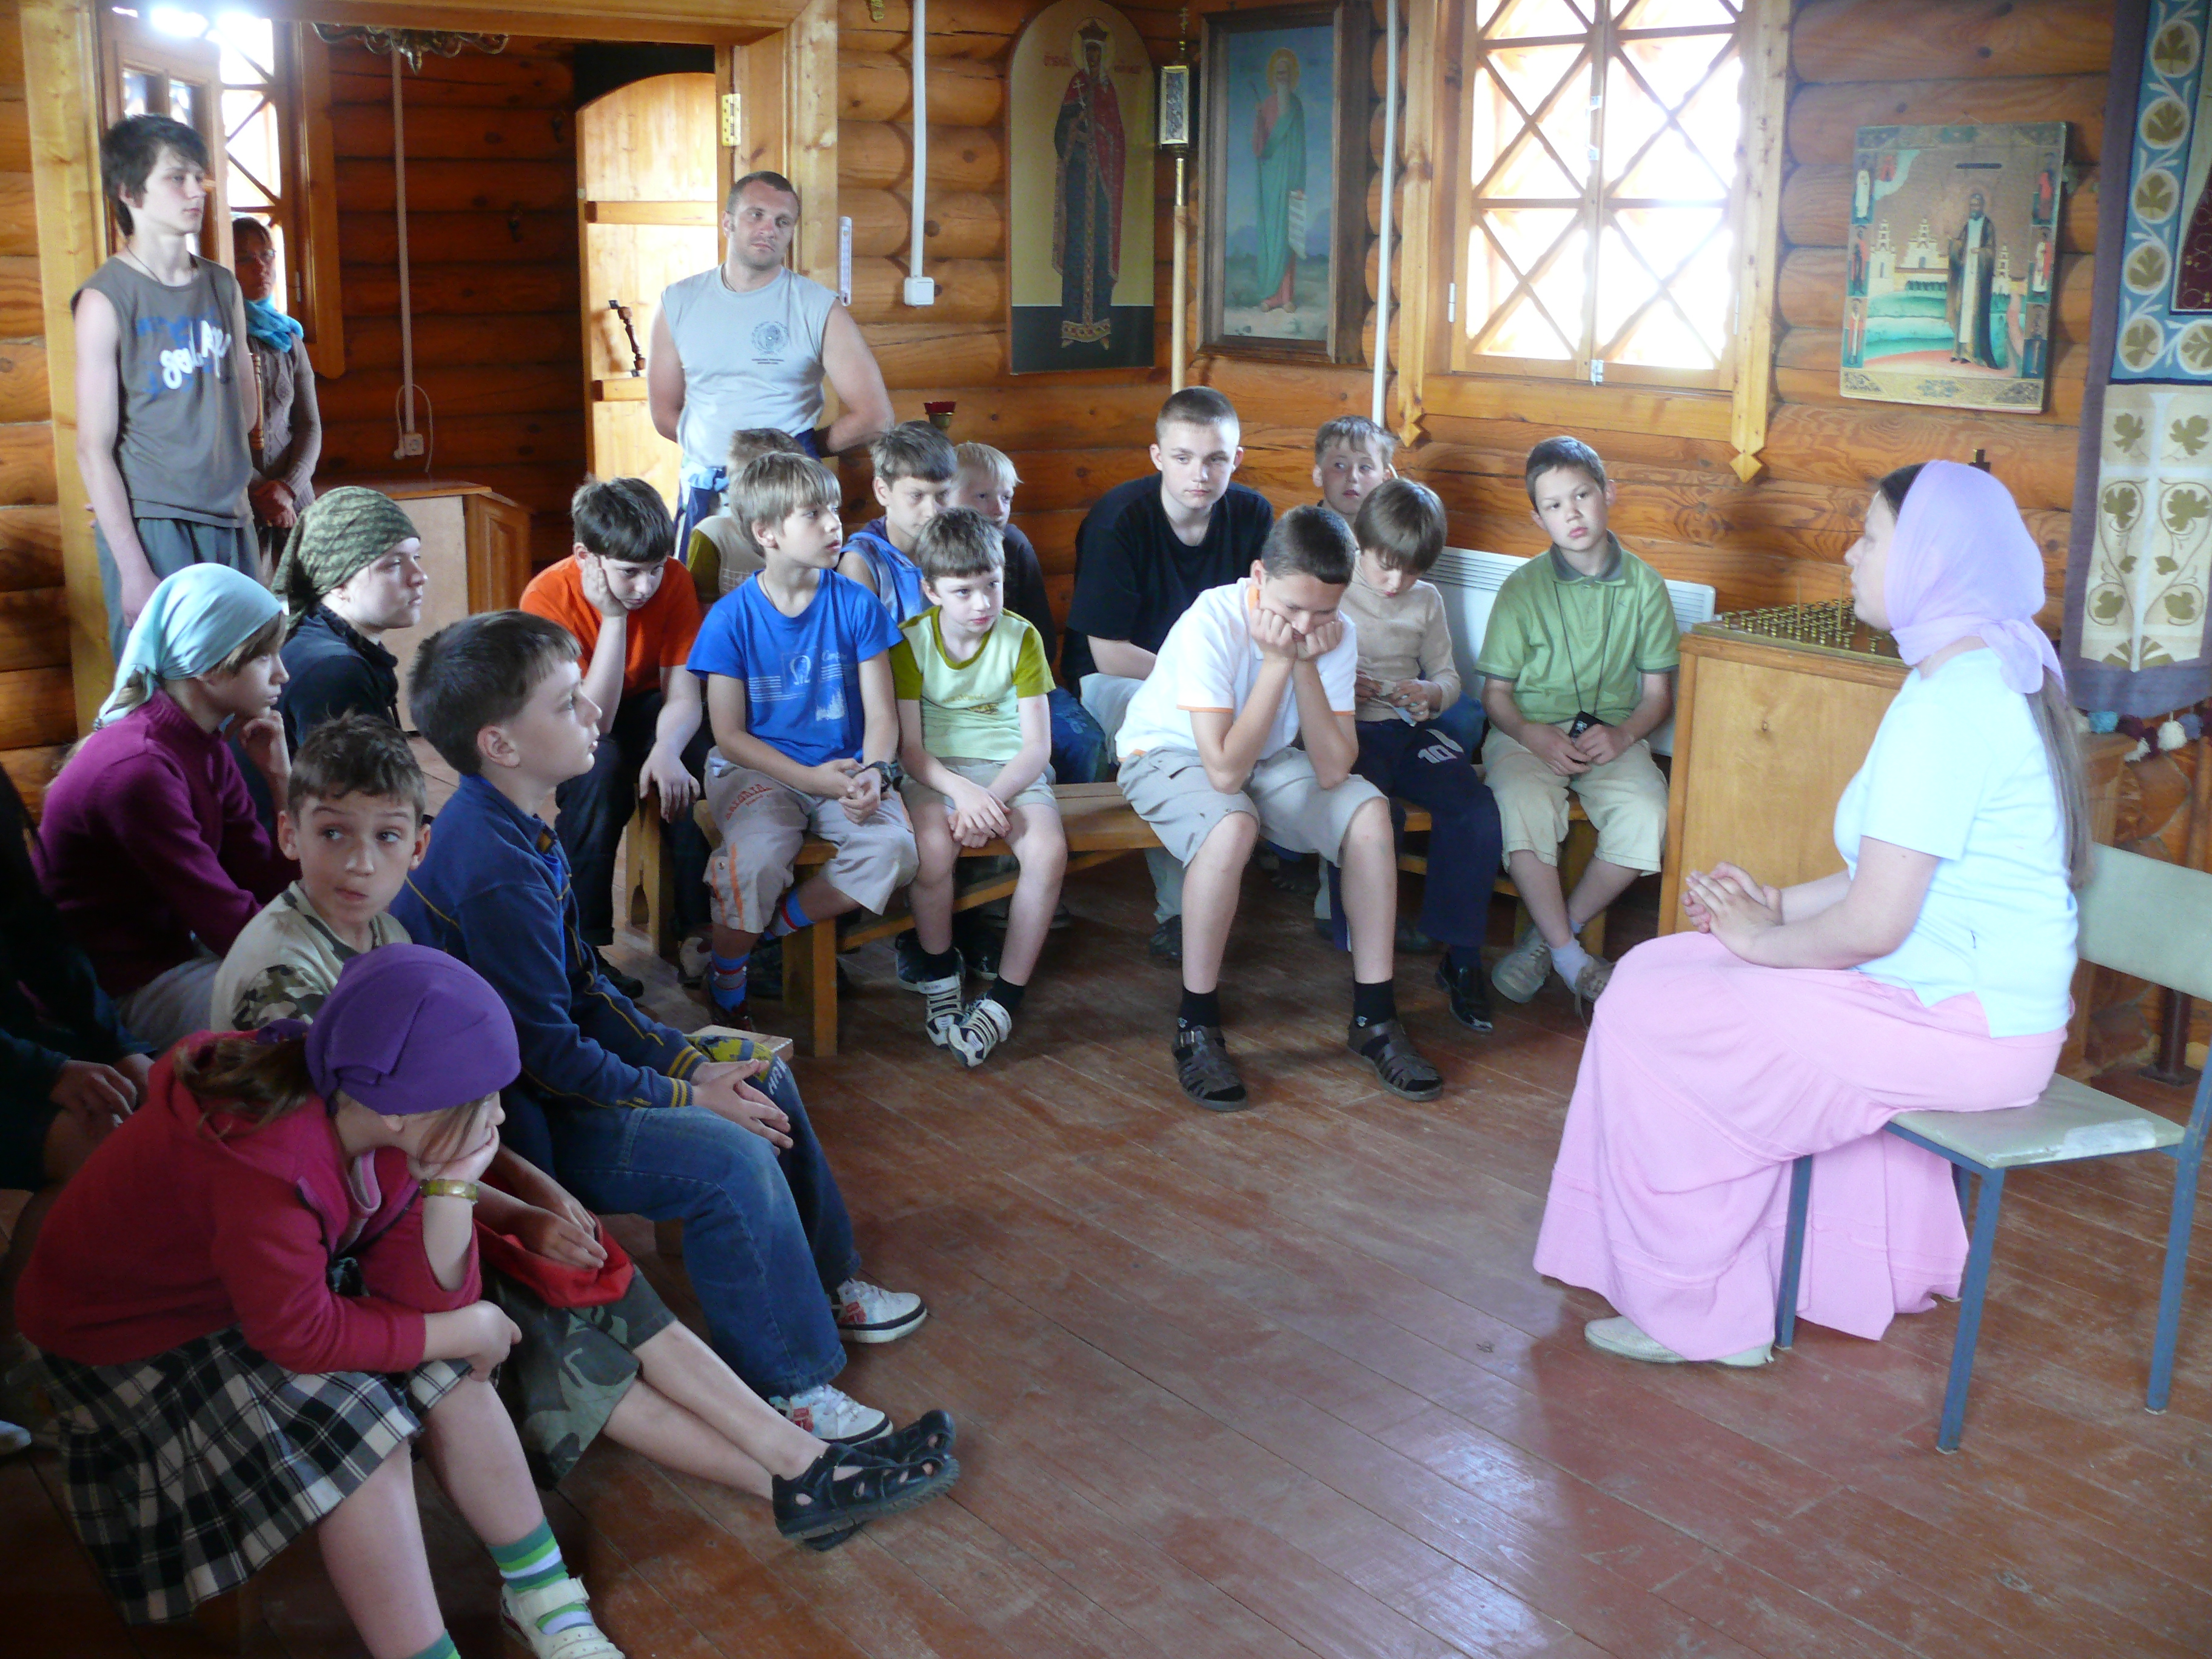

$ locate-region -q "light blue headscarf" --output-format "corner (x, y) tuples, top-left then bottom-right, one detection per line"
(98, 564), (282, 728)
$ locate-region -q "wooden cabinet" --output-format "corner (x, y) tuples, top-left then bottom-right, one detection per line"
(352, 479), (532, 728)
(1658, 625), (1908, 935)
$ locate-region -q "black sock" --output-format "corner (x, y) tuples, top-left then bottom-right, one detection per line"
(917, 945), (962, 979)
(1178, 987), (1222, 1030)
(1445, 943), (1483, 974)
(989, 977), (1026, 1014)
(1352, 977), (1398, 1029)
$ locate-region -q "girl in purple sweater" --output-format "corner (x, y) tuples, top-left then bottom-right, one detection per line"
(36, 564), (297, 1051)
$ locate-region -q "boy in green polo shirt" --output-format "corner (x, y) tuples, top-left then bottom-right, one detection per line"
(891, 508), (1068, 1065)
(1477, 437), (1678, 1006)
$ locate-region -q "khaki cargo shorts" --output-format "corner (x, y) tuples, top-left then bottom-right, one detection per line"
(1118, 745), (1384, 867)
(1482, 725), (1667, 874)
(705, 756), (919, 934)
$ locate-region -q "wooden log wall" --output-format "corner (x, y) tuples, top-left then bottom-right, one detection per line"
(0, 0), (73, 816)
(313, 38), (586, 569)
(1197, 0), (2113, 626)
(831, 0), (1189, 620)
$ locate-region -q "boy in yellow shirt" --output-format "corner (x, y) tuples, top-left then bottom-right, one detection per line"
(890, 509), (1067, 1065)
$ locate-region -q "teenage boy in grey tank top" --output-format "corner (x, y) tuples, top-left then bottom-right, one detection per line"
(73, 116), (258, 659)
(648, 171), (894, 557)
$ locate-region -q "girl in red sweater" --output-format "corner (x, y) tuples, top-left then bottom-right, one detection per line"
(17, 947), (631, 1659)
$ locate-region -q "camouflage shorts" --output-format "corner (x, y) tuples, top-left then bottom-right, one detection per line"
(485, 1265), (677, 1487)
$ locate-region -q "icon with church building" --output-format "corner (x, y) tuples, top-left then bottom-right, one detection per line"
(1840, 122), (2066, 414)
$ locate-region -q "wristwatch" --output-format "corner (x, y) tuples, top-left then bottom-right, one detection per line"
(421, 1178), (480, 1203)
(865, 758), (905, 789)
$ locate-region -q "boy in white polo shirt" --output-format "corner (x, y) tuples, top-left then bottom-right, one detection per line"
(1115, 506), (1443, 1111)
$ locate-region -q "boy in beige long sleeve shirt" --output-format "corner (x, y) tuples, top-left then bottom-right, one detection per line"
(1333, 479), (1503, 1033)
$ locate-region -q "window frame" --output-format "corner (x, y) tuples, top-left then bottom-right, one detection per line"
(1446, 0), (1752, 392)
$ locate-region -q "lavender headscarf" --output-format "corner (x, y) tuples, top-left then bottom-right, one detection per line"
(1885, 459), (2062, 695)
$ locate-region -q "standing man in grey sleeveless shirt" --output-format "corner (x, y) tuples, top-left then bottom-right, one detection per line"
(73, 115), (258, 659)
(648, 170), (894, 558)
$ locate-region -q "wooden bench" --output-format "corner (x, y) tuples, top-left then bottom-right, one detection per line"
(661, 782), (1601, 1056)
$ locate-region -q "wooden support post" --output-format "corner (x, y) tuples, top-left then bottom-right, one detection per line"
(786, 919), (840, 1056)
(1727, 0), (1790, 485)
(625, 795), (680, 962)
(1387, 0), (1439, 443)
(21, 0), (112, 732)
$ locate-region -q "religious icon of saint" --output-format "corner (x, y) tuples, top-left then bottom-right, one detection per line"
(1250, 47), (1308, 314)
(1948, 189), (2001, 368)
(1053, 20), (1127, 347)
(1852, 167), (1871, 224)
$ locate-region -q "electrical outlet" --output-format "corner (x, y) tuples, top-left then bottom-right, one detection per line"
(398, 433), (426, 458)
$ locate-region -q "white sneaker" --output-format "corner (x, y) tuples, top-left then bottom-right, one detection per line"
(770, 1382), (891, 1443)
(834, 1278), (929, 1344)
(943, 997), (1013, 1067)
(0, 1419), (28, 1456)
(1584, 1316), (1771, 1368)
(919, 973), (964, 1047)
(499, 1579), (624, 1658)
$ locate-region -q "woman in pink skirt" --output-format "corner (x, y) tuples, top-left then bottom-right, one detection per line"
(1533, 460), (2088, 1366)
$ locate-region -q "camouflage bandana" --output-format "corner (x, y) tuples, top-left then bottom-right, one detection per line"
(274, 487), (420, 631)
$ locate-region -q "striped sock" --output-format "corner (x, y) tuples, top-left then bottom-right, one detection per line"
(708, 951), (748, 1014)
(489, 1520), (589, 1636)
(402, 1637), (460, 1659)
(781, 891), (813, 932)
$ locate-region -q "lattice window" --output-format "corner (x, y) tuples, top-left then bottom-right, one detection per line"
(1455, 0), (1746, 386)
(211, 13), (292, 292)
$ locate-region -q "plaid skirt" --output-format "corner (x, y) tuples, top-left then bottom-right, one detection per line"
(38, 1327), (468, 1624)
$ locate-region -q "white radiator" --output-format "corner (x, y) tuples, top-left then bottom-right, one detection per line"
(1425, 547), (1715, 757)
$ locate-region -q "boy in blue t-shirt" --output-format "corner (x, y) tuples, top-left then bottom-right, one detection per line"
(837, 421), (954, 625)
(691, 452), (920, 1019)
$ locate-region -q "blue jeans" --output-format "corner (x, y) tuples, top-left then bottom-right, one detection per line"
(545, 1060), (857, 1396)
(1048, 686), (1110, 785)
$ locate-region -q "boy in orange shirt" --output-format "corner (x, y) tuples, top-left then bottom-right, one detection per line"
(519, 478), (708, 989)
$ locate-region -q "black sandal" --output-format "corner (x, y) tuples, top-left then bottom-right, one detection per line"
(1346, 1019), (1444, 1101)
(772, 1443), (960, 1542)
(874, 1409), (957, 1463)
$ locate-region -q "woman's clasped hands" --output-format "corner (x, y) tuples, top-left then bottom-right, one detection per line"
(1682, 860), (1785, 956)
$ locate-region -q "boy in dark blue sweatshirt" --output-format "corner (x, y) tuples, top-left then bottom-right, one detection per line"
(392, 610), (925, 1444)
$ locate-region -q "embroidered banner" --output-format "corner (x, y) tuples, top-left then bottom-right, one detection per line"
(2079, 386), (2212, 682)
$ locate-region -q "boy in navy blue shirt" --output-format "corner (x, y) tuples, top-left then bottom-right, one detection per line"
(394, 609), (926, 1443)
(837, 421), (954, 625)
(692, 452), (919, 1019)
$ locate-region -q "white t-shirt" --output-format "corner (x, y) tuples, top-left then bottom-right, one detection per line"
(1831, 648), (2077, 1037)
(1114, 578), (1359, 762)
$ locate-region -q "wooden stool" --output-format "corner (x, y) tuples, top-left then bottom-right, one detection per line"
(625, 791), (681, 963)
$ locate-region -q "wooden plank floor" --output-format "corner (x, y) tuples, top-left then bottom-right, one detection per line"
(7, 787), (2210, 1655)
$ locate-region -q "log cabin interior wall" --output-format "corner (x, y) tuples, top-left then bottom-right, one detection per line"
(0, 0), (75, 816)
(1196, 0), (2111, 626)
(0, 0), (2120, 799)
(829, 0), (1185, 622)
(312, 35), (587, 571)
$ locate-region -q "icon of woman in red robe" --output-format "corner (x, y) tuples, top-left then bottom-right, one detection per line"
(1053, 21), (1127, 348)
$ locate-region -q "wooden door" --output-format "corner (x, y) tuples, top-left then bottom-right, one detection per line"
(578, 73), (721, 511)
(99, 13), (230, 265)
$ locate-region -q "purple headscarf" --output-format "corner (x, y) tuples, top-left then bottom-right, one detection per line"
(305, 945), (519, 1116)
(1884, 458), (2062, 695)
